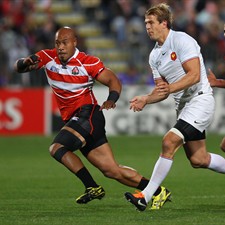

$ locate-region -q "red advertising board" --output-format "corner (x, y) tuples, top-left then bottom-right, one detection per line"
(0, 88), (51, 135)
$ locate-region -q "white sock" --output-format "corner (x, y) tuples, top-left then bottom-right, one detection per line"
(142, 156), (173, 203)
(208, 153), (225, 173)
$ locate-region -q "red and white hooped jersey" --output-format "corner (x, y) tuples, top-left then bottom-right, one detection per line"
(36, 48), (105, 121)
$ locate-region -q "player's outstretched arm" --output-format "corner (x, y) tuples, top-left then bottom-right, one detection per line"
(129, 78), (169, 112)
(14, 54), (40, 73)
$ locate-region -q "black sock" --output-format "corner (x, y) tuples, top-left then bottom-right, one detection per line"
(137, 177), (161, 195)
(75, 167), (98, 188)
(153, 186), (162, 196)
(136, 177), (149, 190)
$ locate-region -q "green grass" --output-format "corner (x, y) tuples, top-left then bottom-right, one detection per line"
(0, 134), (225, 225)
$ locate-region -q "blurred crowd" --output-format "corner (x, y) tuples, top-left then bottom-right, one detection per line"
(0, 0), (224, 87)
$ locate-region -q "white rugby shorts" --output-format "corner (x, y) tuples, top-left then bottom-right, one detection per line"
(177, 93), (215, 132)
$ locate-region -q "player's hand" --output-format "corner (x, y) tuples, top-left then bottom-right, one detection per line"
(23, 55), (40, 69)
(129, 95), (147, 112)
(207, 68), (217, 87)
(99, 100), (116, 110)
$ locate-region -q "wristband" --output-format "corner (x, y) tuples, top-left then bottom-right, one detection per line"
(30, 54), (39, 62)
(107, 91), (120, 103)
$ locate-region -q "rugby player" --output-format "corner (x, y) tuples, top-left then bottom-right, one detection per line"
(125, 3), (225, 211)
(14, 26), (171, 208)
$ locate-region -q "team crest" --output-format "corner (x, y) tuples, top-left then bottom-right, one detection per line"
(72, 66), (79, 75)
(171, 52), (177, 61)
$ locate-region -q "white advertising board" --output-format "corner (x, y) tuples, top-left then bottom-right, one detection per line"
(94, 85), (225, 135)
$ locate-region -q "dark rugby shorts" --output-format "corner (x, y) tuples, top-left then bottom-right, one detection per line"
(65, 104), (108, 156)
(174, 119), (206, 142)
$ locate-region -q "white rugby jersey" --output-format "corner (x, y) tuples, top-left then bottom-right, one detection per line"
(149, 29), (212, 110)
(36, 48), (105, 121)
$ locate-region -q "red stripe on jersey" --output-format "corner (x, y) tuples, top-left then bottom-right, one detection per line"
(37, 49), (56, 68)
(54, 90), (97, 121)
(89, 105), (96, 134)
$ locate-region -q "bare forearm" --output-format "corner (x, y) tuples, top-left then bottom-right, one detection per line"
(146, 88), (168, 104)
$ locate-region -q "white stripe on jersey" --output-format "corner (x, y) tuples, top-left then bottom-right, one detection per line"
(41, 49), (54, 60)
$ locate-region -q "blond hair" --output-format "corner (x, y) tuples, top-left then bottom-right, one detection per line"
(145, 3), (173, 29)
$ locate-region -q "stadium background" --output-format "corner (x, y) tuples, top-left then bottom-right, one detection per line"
(0, 0), (225, 135)
(1, 2), (225, 225)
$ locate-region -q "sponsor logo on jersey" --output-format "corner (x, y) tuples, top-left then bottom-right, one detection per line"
(72, 66), (79, 75)
(156, 61), (161, 68)
(50, 66), (59, 73)
(171, 52), (177, 61)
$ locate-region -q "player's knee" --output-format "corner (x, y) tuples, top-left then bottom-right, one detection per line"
(53, 129), (84, 151)
(101, 165), (119, 179)
(102, 169), (116, 179)
(49, 143), (61, 157)
(49, 143), (69, 162)
(102, 165), (135, 179)
(103, 171), (115, 179)
(162, 138), (176, 158)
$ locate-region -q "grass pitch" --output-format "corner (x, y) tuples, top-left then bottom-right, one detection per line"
(0, 134), (225, 225)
